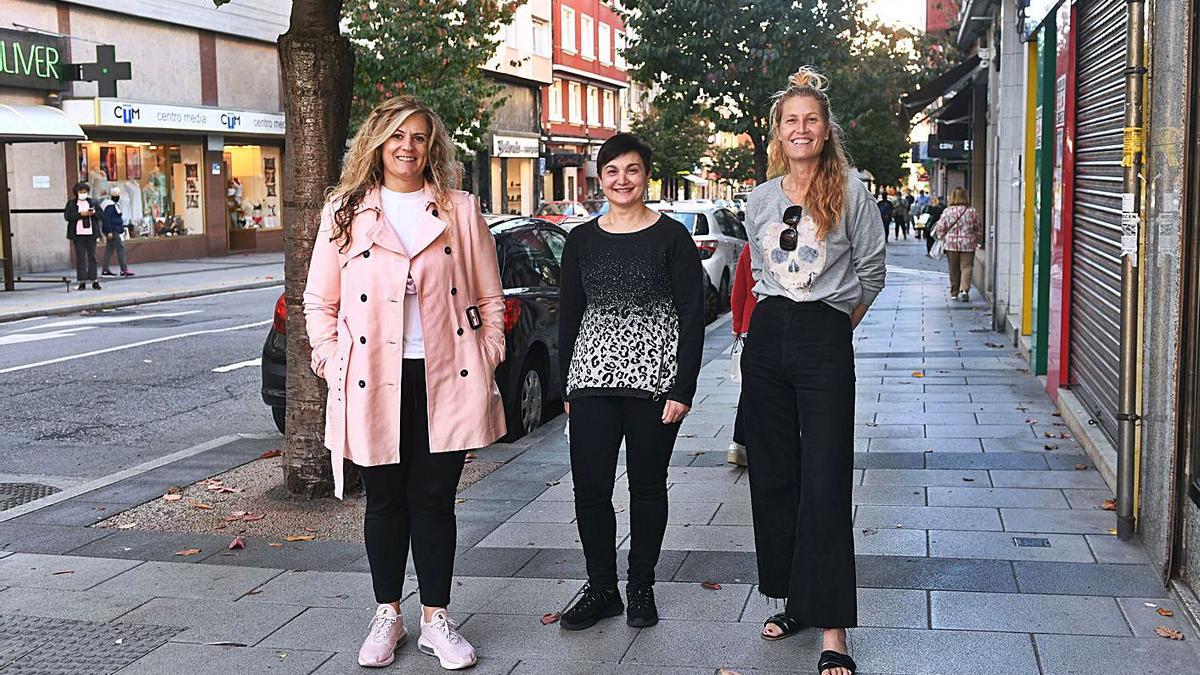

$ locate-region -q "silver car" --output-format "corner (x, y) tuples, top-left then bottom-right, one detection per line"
(659, 203), (747, 310)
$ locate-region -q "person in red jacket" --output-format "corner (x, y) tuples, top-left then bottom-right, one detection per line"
(728, 245), (757, 466)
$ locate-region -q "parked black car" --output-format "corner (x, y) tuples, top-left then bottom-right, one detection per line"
(261, 217), (569, 441)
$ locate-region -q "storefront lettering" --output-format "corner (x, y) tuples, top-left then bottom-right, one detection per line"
(220, 113), (241, 130)
(67, 98), (285, 135)
(114, 105), (140, 124)
(0, 28), (67, 90)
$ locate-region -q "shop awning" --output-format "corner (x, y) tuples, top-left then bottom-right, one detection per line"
(900, 56), (982, 119)
(682, 174), (707, 186)
(0, 104), (87, 142)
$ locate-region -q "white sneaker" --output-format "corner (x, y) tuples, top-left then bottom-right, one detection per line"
(357, 604), (406, 667)
(959, 291), (969, 302)
(418, 608), (477, 670)
(727, 442), (747, 467)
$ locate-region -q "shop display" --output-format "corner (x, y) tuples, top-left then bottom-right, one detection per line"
(223, 145), (282, 230)
(77, 141), (204, 239)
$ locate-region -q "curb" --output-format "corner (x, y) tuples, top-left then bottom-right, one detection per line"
(0, 279), (284, 324)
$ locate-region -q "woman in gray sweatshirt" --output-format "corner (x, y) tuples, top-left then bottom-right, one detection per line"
(740, 67), (886, 675)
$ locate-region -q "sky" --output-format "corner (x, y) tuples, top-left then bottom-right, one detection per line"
(863, 0), (927, 31)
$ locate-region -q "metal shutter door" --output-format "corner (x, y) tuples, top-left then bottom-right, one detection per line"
(1069, 0), (1126, 443)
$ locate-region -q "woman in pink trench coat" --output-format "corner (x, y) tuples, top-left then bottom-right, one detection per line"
(304, 96), (505, 670)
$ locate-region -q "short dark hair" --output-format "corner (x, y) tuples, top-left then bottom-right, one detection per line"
(72, 182), (90, 194)
(596, 133), (652, 175)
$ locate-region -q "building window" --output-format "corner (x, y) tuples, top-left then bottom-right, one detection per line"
(580, 14), (595, 60)
(549, 78), (564, 122)
(599, 23), (612, 65)
(533, 18), (550, 57)
(619, 89), (629, 130)
(561, 6), (576, 53)
(603, 89), (615, 128)
(569, 81), (583, 123)
(615, 31), (627, 69)
(587, 86), (599, 125)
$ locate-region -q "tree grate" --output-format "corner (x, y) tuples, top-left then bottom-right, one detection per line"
(0, 613), (182, 673)
(0, 484), (61, 512)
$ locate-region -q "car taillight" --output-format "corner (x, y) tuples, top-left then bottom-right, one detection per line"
(273, 293), (287, 335)
(696, 241), (718, 260)
(503, 297), (522, 333)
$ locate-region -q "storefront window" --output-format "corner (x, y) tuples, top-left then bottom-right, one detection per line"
(223, 145), (283, 231)
(77, 141), (205, 238)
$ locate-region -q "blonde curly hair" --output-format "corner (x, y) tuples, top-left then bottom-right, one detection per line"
(766, 66), (851, 240)
(328, 96), (462, 252)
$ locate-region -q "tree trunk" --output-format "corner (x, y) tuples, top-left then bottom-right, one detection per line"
(279, 0), (355, 498)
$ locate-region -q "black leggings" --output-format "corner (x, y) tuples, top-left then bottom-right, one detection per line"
(741, 298), (857, 628)
(73, 238), (97, 282)
(358, 359), (466, 607)
(569, 395), (680, 588)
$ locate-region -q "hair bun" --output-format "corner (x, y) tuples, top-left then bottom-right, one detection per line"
(788, 67), (828, 92)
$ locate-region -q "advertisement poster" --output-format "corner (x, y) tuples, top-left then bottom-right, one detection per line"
(184, 163), (200, 210)
(125, 147), (142, 180)
(99, 146), (118, 181)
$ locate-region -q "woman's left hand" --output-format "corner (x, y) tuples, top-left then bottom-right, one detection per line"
(662, 400), (690, 424)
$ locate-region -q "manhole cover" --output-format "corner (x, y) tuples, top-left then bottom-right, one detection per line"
(1013, 537), (1051, 548)
(0, 483), (61, 511)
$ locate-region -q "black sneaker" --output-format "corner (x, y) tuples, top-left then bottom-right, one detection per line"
(560, 584), (623, 631)
(76, 283), (86, 291)
(91, 282), (102, 290)
(626, 583), (658, 627)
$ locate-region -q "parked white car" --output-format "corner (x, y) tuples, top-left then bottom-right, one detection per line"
(659, 203), (747, 309)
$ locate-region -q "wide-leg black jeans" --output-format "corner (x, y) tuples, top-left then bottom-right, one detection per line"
(742, 297), (857, 628)
(358, 359), (466, 607)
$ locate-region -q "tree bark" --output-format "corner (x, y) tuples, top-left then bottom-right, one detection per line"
(279, 0), (355, 498)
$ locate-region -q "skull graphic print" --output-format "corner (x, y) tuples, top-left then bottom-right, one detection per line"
(760, 211), (827, 295)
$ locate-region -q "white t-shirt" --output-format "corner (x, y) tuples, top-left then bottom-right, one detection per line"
(379, 186), (428, 358)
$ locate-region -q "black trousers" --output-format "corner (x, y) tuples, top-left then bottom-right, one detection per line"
(569, 395), (680, 588)
(893, 215), (909, 238)
(732, 392), (745, 446)
(358, 359), (466, 607)
(73, 238), (97, 282)
(741, 298), (857, 628)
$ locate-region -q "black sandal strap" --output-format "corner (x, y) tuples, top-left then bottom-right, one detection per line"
(818, 649), (856, 674)
(762, 612), (804, 639)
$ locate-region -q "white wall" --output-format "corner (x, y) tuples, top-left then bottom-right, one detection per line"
(60, 0), (290, 43)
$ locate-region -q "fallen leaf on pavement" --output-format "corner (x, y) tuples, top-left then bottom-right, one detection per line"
(191, 502), (214, 509)
(1052, 412), (1062, 417)
(1074, 464), (1088, 471)
(911, 371), (924, 378)
(1154, 626), (1184, 640)
(962, 477), (976, 482)
(1108, 528), (1118, 535)
(285, 535), (315, 542)
(1059, 432), (1072, 439)
(230, 511), (247, 518)
(165, 486), (182, 494)
(1157, 608), (1175, 617)
(465, 453), (478, 460)
(260, 449), (282, 459)
(1100, 499), (1116, 511)
(1145, 602), (1159, 608)
(51, 570), (74, 576)
(228, 537), (245, 550)
(207, 486), (240, 494)
(861, 528), (878, 536)
(243, 513), (266, 522)
(304, 527), (318, 533)
(1044, 444), (1058, 451)
(269, 542), (284, 548)
(118, 523), (138, 530)
(162, 494), (182, 502)
(540, 612), (560, 625)
(701, 581), (722, 590)
(175, 548), (202, 557)
(454, 499), (466, 504)
(546, 480), (560, 487)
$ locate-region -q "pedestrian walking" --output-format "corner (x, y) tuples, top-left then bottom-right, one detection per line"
(876, 192), (892, 243)
(931, 187), (983, 302)
(727, 244), (756, 467)
(557, 132), (705, 631)
(64, 182), (103, 291)
(304, 95), (507, 670)
(742, 66), (886, 675)
(890, 188), (909, 239)
(100, 187), (133, 277)
(924, 196), (945, 254)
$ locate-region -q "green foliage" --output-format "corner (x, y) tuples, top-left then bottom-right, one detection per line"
(342, 0), (522, 153)
(710, 144), (755, 184)
(617, 0), (955, 184)
(630, 107), (710, 180)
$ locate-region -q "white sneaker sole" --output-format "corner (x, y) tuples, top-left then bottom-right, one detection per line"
(727, 452), (747, 467)
(357, 628), (407, 667)
(418, 636), (477, 670)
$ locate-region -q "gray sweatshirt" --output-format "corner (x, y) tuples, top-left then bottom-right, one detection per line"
(745, 175), (887, 315)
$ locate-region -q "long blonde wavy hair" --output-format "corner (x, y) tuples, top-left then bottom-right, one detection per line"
(328, 95), (462, 252)
(766, 67), (851, 240)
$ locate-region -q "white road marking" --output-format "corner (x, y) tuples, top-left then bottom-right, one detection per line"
(7, 310), (203, 334)
(0, 320), (272, 374)
(212, 357), (262, 373)
(0, 327), (97, 346)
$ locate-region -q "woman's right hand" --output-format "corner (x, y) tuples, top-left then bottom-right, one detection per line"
(563, 402), (570, 416)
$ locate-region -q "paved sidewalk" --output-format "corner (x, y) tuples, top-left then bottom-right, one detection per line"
(0, 252), (283, 323)
(0, 238), (1197, 673)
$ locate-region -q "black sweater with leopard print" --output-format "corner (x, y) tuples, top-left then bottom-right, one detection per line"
(558, 215), (705, 406)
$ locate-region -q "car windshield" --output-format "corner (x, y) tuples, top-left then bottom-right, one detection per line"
(670, 212), (700, 234)
(537, 203), (576, 216)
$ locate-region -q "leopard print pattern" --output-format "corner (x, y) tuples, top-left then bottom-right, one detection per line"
(567, 299), (680, 397)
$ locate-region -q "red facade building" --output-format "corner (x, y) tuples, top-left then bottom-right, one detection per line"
(541, 0), (629, 203)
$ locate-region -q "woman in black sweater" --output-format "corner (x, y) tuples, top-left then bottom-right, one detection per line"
(557, 133), (705, 631)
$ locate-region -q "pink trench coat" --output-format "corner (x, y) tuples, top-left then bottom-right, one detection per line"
(303, 188), (507, 498)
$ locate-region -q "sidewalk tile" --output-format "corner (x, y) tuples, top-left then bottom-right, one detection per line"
(91, 560), (282, 601)
(655, 525), (755, 552)
(510, 660), (709, 675)
(470, 577), (586, 615)
(511, 548), (688, 582)
(672, 551), (758, 584)
(455, 499), (532, 522)
(874, 412), (978, 425)
(862, 469), (991, 486)
(742, 586), (928, 629)
(709, 503), (752, 526)
(1000, 508), (1116, 534)
(65, 530), (232, 564)
(856, 555), (1017, 592)
(1012, 561), (1168, 597)
(259, 607), (382, 653)
(114, 642), (330, 675)
(621, 619), (820, 670)
(989, 469), (1108, 489)
(857, 424), (924, 438)
(855, 505), (1001, 531)
(457, 613), (639, 662)
(651, 581), (751, 622)
(313, 652), (517, 674)
(203, 538), (365, 572)
(1086, 535), (1150, 564)
(0, 522), (113, 555)
(10, 500), (140, 527)
(841, 627), (1040, 674)
(457, 479), (550, 501)
(853, 485), (927, 505)
(238, 570), (380, 609)
(854, 452), (926, 469)
(665, 484), (750, 504)
(929, 531), (1094, 562)
(930, 591), (1129, 635)
(927, 487), (1068, 508)
(983, 438), (1086, 453)
(485, 462), (572, 483)
(1034, 634), (1200, 674)
(1116, 597), (1199, 639)
(476, 521), (625, 549)
(0, 552), (139, 590)
(854, 527), (927, 556)
(0, 586), (153, 622)
(867, 438), (982, 452)
(508, 501), (575, 523)
(1062, 488), (1114, 509)
(458, 521), (504, 547)
(454, 547), (538, 577)
(924, 424), (1035, 439)
(925, 452), (1048, 470)
(116, 597), (306, 645)
(665, 466), (744, 483)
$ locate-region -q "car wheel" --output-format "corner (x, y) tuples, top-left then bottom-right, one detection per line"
(719, 269), (732, 313)
(704, 281), (720, 325)
(503, 358), (546, 441)
(271, 406), (285, 434)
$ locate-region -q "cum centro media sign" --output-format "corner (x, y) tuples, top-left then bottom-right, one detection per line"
(62, 98), (285, 136)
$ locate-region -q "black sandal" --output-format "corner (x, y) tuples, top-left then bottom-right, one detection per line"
(818, 649), (856, 674)
(761, 612), (804, 641)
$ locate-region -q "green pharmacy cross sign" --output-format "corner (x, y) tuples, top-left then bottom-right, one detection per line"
(0, 29), (131, 97)
(70, 45), (132, 97)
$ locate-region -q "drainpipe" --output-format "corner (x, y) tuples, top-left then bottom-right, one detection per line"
(1116, 0), (1146, 540)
